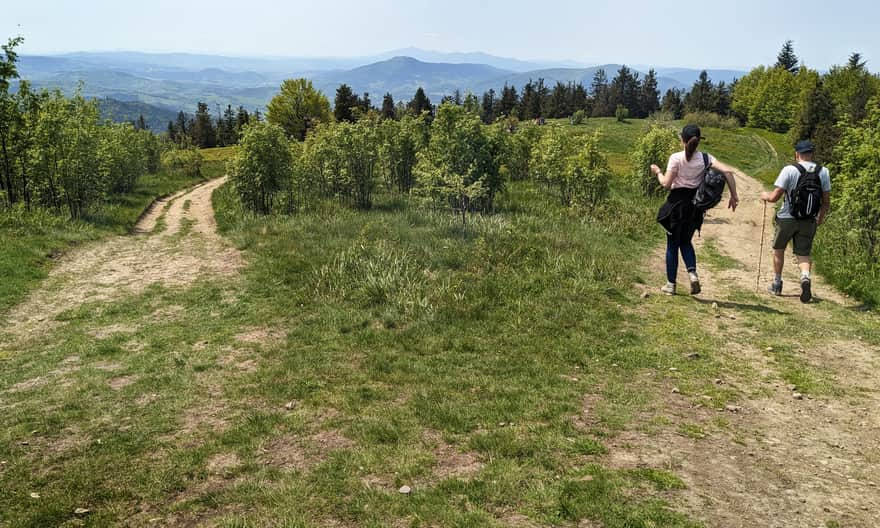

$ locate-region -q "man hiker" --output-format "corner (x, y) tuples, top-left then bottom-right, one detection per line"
(760, 140), (831, 303)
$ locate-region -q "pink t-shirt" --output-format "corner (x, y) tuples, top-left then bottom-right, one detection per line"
(666, 151), (716, 189)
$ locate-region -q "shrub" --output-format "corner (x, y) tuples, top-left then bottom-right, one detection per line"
(161, 148), (203, 180)
(228, 122), (292, 214)
(647, 110), (675, 125)
(681, 111), (739, 130)
(630, 126), (680, 197)
(379, 114), (429, 194)
(814, 97), (880, 304)
(531, 126), (610, 209)
(570, 109), (587, 125)
(415, 103), (504, 226)
(493, 121), (538, 182)
(615, 105), (630, 122)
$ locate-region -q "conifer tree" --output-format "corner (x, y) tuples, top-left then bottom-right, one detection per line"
(639, 69), (660, 117)
(661, 88), (684, 119)
(381, 93), (396, 120)
(192, 102), (216, 148)
(334, 84), (358, 122)
(590, 69), (611, 117)
(407, 87), (433, 118)
(775, 40), (799, 73)
(684, 71), (717, 113)
(481, 89), (496, 123)
(498, 84), (519, 117)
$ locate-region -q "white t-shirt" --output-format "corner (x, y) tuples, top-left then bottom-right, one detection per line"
(666, 151), (716, 190)
(774, 161), (831, 219)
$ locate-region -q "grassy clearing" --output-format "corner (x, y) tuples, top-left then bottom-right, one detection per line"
(0, 148), (229, 313)
(2, 124), (877, 526)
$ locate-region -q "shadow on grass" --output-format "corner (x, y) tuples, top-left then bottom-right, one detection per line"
(693, 297), (788, 315)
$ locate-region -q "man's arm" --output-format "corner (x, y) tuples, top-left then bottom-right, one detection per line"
(761, 187), (786, 203)
(817, 192), (831, 225)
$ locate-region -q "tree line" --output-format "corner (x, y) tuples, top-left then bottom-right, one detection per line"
(166, 102), (262, 149)
(0, 37), (162, 219)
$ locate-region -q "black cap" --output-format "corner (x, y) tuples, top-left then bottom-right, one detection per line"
(681, 125), (705, 142)
(795, 140), (816, 153)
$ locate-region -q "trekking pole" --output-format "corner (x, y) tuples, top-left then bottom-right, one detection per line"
(756, 200), (768, 293)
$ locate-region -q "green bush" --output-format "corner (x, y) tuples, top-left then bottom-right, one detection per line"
(161, 147), (203, 180)
(531, 126), (610, 210)
(228, 122), (292, 214)
(629, 126), (680, 197)
(814, 97), (880, 305)
(570, 109), (587, 125)
(615, 105), (630, 122)
(415, 103), (504, 226)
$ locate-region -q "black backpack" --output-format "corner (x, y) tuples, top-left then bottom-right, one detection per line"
(789, 163), (824, 219)
(692, 153), (726, 212)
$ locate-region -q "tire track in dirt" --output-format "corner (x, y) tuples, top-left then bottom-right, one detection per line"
(623, 168), (880, 527)
(1, 177), (241, 346)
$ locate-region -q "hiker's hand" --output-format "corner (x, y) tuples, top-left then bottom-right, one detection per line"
(650, 164), (661, 176)
(760, 191), (771, 202)
(728, 196), (739, 212)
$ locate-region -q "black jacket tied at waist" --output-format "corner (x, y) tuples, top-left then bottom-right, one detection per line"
(657, 187), (703, 242)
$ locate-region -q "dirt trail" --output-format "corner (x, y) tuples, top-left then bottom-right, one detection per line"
(625, 168), (880, 527)
(1, 177), (240, 344)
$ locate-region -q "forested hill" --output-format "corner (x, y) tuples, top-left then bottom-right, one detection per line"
(16, 50), (746, 114)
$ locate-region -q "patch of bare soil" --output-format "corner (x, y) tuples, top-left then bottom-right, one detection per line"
(260, 428), (355, 473)
(1, 178), (241, 347)
(234, 327), (287, 346)
(624, 170), (880, 527)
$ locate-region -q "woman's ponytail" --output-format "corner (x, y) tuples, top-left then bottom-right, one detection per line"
(685, 136), (700, 162)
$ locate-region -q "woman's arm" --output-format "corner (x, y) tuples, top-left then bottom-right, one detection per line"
(650, 163), (676, 189)
(710, 159), (740, 211)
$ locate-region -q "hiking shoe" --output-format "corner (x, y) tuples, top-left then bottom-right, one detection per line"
(689, 272), (701, 295)
(661, 282), (676, 295)
(767, 280), (783, 296)
(800, 277), (812, 303)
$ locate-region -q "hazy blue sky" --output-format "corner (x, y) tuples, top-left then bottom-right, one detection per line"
(3, 0), (879, 69)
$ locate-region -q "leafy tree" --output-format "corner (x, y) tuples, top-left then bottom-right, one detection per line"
(789, 75), (837, 160)
(531, 125), (610, 209)
(381, 93), (396, 120)
(615, 105), (629, 122)
(415, 103), (503, 225)
(229, 121), (292, 214)
(820, 97), (880, 299)
(630, 126), (680, 196)
(732, 66), (801, 132)
(825, 57), (879, 124)
(334, 84), (358, 122)
(266, 78), (332, 141)
(776, 40), (799, 73)
(161, 148), (202, 179)
(380, 114), (427, 193)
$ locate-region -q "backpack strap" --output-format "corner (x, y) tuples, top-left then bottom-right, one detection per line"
(702, 152), (710, 170)
(790, 163), (807, 177)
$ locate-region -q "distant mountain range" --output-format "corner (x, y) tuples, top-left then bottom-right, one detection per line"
(14, 48), (748, 129)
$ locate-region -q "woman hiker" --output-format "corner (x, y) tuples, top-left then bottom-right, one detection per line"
(650, 125), (740, 295)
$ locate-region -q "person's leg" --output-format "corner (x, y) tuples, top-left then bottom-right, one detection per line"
(665, 235), (679, 287)
(792, 220), (817, 302)
(769, 218), (794, 294)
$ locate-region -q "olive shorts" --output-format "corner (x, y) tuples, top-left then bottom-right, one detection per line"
(772, 217), (817, 256)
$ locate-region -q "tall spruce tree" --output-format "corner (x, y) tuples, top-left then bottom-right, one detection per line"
(407, 87), (433, 117)
(776, 40), (800, 73)
(590, 68), (612, 117)
(481, 89), (496, 124)
(684, 71), (717, 113)
(381, 93), (396, 120)
(334, 84), (358, 122)
(639, 69), (660, 118)
(661, 88), (685, 119)
(498, 84), (519, 117)
(192, 102), (216, 148)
